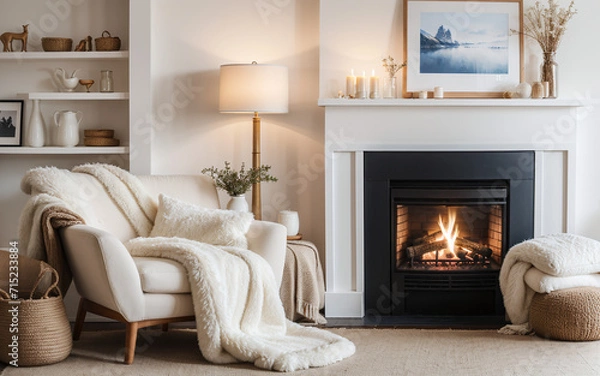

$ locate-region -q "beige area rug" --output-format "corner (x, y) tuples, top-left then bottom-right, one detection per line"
(2, 328), (600, 376)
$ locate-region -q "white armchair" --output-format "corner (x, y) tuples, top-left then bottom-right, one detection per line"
(47, 173), (287, 364)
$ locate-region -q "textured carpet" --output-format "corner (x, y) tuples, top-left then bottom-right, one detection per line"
(2, 328), (600, 375)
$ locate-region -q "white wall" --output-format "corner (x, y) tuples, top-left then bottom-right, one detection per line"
(149, 0), (326, 249)
(3, 0), (599, 257)
(149, 0), (600, 257)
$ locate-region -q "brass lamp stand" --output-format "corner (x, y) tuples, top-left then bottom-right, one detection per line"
(252, 112), (262, 219)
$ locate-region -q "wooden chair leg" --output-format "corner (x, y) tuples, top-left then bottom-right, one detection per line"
(124, 322), (139, 365)
(72, 298), (87, 341)
(162, 323), (169, 332)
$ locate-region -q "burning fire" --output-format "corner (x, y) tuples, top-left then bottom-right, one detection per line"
(405, 206), (493, 265)
(438, 208), (459, 257)
(421, 208), (461, 261)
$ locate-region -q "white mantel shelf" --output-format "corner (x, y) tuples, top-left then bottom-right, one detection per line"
(318, 98), (583, 107)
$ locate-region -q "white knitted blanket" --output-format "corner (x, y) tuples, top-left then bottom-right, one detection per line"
(499, 233), (600, 334)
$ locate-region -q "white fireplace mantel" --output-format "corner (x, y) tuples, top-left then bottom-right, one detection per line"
(320, 99), (583, 318)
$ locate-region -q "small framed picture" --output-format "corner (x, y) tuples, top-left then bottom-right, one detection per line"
(403, 0), (523, 98)
(0, 100), (24, 146)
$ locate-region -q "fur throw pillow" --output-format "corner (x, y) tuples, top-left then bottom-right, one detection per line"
(150, 194), (253, 248)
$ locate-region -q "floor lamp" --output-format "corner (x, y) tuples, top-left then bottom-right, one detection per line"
(219, 62), (289, 220)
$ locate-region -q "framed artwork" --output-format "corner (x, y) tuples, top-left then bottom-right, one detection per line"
(403, 0), (523, 98)
(0, 100), (24, 146)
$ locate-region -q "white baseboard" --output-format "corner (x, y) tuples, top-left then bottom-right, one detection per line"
(324, 292), (363, 318)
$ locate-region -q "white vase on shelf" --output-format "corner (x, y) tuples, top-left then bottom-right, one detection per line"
(227, 195), (248, 212)
(25, 99), (45, 147)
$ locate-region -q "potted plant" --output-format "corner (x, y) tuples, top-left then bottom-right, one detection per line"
(201, 161), (277, 211)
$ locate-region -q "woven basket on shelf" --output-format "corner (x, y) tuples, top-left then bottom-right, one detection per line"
(95, 30), (121, 51)
(41, 37), (73, 52)
(84, 137), (120, 146)
(84, 129), (114, 138)
(0, 258), (72, 367)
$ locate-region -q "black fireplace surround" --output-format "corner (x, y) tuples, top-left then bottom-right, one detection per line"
(364, 151), (534, 321)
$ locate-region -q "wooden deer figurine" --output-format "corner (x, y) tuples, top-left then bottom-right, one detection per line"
(0, 25), (29, 52)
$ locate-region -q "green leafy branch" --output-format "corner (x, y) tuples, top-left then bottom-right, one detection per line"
(202, 161), (277, 196)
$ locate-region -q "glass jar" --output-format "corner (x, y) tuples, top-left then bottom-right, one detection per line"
(383, 76), (396, 98)
(100, 70), (114, 93)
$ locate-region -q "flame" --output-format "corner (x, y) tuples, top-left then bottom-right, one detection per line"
(438, 208), (459, 258)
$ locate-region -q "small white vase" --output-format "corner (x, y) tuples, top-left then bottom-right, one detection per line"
(277, 210), (299, 236)
(227, 195), (248, 212)
(383, 77), (397, 99)
(25, 99), (45, 147)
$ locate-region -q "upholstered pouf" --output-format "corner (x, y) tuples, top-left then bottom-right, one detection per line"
(529, 287), (600, 341)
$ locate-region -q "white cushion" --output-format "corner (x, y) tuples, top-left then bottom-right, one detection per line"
(150, 194), (253, 248)
(133, 257), (190, 293)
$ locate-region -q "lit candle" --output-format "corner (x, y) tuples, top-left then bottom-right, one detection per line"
(356, 70), (367, 99)
(346, 69), (356, 98)
(369, 69), (379, 99)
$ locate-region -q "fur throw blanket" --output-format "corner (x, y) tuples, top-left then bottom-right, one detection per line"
(126, 237), (354, 371)
(499, 233), (600, 334)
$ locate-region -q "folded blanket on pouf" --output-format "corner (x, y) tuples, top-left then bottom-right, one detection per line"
(499, 233), (600, 334)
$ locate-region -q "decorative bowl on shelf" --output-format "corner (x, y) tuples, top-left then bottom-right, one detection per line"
(41, 37), (73, 51)
(78, 79), (95, 92)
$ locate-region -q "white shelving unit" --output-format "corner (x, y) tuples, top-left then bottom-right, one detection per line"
(18, 92), (129, 100)
(0, 51), (129, 60)
(11, 50), (130, 155)
(0, 146), (129, 155)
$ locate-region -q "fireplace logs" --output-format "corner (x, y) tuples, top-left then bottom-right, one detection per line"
(405, 231), (493, 267)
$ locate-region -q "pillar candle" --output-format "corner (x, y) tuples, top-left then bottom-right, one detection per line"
(369, 69), (379, 99)
(277, 210), (299, 236)
(346, 69), (356, 98)
(356, 71), (367, 99)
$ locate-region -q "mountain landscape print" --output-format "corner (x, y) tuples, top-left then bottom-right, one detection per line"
(420, 12), (509, 74)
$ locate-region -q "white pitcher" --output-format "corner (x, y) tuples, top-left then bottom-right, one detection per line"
(53, 110), (82, 147)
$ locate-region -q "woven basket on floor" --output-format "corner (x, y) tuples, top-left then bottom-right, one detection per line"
(529, 287), (600, 341)
(0, 261), (72, 366)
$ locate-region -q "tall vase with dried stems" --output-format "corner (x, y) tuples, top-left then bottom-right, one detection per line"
(515, 0), (576, 99)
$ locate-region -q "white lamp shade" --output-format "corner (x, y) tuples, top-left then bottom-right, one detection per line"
(219, 63), (289, 113)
